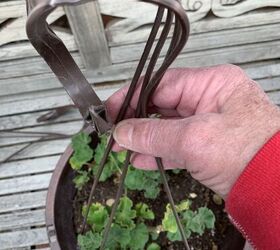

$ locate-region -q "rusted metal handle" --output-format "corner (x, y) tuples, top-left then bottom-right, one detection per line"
(26, 0), (111, 134)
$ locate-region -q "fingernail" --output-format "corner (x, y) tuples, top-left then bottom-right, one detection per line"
(113, 122), (133, 147)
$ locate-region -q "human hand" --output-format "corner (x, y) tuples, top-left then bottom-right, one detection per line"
(106, 64), (280, 198)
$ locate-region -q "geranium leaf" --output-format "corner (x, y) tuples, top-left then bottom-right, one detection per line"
(129, 223), (149, 250)
(77, 231), (101, 250)
(115, 196), (136, 229)
(147, 243), (161, 250)
(73, 171), (89, 190)
(162, 205), (177, 233)
(197, 207), (216, 229)
(135, 203), (155, 221)
(82, 203), (108, 232)
(106, 224), (131, 249)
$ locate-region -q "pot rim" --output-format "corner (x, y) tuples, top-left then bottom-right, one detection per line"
(45, 126), (94, 250)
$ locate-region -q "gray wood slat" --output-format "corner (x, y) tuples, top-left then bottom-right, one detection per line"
(0, 109), (81, 131)
(0, 156), (58, 179)
(0, 228), (48, 250)
(0, 85), (122, 117)
(65, 1), (111, 69)
(0, 138), (70, 162)
(0, 173), (52, 196)
(110, 22), (280, 64)
(0, 209), (45, 232)
(0, 120), (83, 147)
(0, 191), (47, 214)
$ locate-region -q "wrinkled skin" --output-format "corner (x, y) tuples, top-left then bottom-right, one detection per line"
(106, 64), (280, 199)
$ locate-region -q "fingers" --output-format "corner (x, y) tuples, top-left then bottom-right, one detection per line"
(130, 153), (185, 170)
(113, 117), (194, 161)
(106, 65), (248, 121)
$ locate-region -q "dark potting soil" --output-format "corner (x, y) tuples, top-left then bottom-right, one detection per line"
(73, 170), (244, 250)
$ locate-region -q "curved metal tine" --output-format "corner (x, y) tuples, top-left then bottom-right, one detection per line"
(141, 1), (189, 113)
(156, 158), (190, 249)
(25, 0), (103, 120)
(136, 10), (174, 117)
(136, 1), (190, 249)
(141, 17), (191, 250)
(99, 8), (175, 250)
(81, 6), (165, 233)
(99, 151), (132, 250)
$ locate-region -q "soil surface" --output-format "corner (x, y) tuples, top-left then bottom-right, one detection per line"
(73, 170), (244, 250)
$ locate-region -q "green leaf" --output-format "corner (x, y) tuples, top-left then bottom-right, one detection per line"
(77, 231), (101, 250)
(197, 207), (215, 229)
(147, 243), (161, 250)
(150, 231), (159, 241)
(94, 135), (107, 164)
(162, 204), (177, 233)
(167, 230), (181, 242)
(115, 196), (136, 229)
(72, 132), (91, 150)
(73, 171), (90, 190)
(188, 214), (205, 236)
(135, 203), (155, 221)
(176, 200), (191, 212)
(92, 136), (119, 182)
(129, 223), (149, 250)
(116, 151), (126, 163)
(125, 166), (161, 199)
(82, 203), (108, 232)
(106, 224), (131, 249)
(125, 166), (145, 190)
(143, 181), (160, 199)
(70, 132), (93, 169)
(167, 228), (191, 242)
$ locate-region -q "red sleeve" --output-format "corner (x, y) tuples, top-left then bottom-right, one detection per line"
(226, 131), (280, 250)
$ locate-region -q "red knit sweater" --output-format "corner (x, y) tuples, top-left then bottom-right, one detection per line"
(226, 131), (280, 250)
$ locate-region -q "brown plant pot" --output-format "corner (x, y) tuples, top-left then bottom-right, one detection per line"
(45, 130), (245, 250)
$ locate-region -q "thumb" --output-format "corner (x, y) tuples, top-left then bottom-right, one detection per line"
(113, 118), (191, 160)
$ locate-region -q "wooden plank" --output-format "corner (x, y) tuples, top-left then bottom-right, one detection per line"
(0, 120), (83, 147)
(0, 156), (58, 179)
(211, 0), (280, 18)
(258, 77), (280, 92)
(0, 84), (122, 117)
(1, 57), (279, 97)
(0, 173), (52, 196)
(244, 61), (280, 80)
(0, 209), (45, 232)
(0, 139), (70, 162)
(0, 52), (83, 80)
(0, 4), (69, 46)
(0, 191), (47, 214)
(0, 33), (77, 62)
(0, 60), (279, 117)
(0, 109), (81, 131)
(65, 1), (111, 70)
(0, 228), (48, 249)
(104, 7), (280, 46)
(110, 22), (280, 63)
(268, 91), (280, 105)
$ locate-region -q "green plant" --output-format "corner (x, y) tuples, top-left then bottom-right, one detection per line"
(125, 166), (162, 199)
(78, 196), (154, 250)
(162, 200), (215, 241)
(71, 132), (216, 249)
(70, 133), (124, 190)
